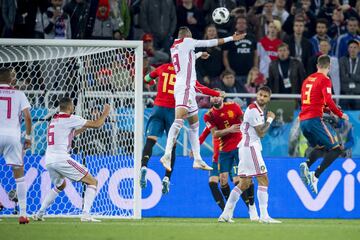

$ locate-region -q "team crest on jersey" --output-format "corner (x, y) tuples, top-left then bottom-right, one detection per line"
(220, 113), (225, 117)
(261, 166), (266, 172)
(227, 110), (234, 119)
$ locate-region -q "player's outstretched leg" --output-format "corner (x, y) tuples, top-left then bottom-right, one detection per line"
(12, 167), (29, 224)
(34, 181), (66, 221)
(140, 137), (157, 189)
(162, 145), (176, 194)
(300, 148), (325, 186)
(309, 147), (343, 194)
(160, 119), (184, 171)
(81, 174), (100, 222)
(187, 115), (212, 171)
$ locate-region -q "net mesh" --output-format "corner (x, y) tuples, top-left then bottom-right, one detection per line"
(0, 43), (140, 218)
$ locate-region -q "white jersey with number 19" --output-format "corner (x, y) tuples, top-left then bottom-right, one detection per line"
(0, 84), (31, 139)
(45, 113), (87, 165)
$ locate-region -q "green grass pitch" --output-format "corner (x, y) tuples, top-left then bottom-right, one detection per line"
(1, 218), (359, 240)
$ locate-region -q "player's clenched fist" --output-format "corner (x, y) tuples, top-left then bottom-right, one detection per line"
(342, 113), (349, 121)
(267, 111), (275, 120)
(232, 32), (246, 41)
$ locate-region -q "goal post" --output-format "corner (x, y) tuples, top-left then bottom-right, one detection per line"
(0, 39), (143, 219)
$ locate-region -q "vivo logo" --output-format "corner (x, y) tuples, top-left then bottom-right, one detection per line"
(0, 157), (163, 211)
(288, 158), (360, 212)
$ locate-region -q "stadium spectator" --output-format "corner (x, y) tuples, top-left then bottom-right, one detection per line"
(333, 17), (360, 58)
(32, 0), (51, 39)
(91, 0), (120, 40)
(1, 0), (32, 38)
(244, 67), (266, 94)
(328, 7), (347, 39)
(142, 33), (170, 66)
(268, 43), (306, 94)
(339, 40), (360, 109)
(310, 18), (332, 53)
(109, 0), (131, 39)
(195, 24), (224, 87)
(284, 17), (314, 73)
(43, 0), (72, 39)
(247, 0), (275, 41)
(214, 70), (247, 101)
(282, 2), (316, 38)
(317, 0), (340, 24)
(176, 0), (206, 39)
(307, 39), (340, 96)
(223, 16), (258, 86)
(257, 20), (282, 78)
(272, 0), (289, 24)
(140, 0), (177, 52)
(63, 0), (92, 39)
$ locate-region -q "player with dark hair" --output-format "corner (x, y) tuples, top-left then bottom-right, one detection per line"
(219, 86), (281, 223)
(0, 68), (32, 224)
(299, 55), (349, 194)
(140, 56), (222, 194)
(200, 92), (258, 220)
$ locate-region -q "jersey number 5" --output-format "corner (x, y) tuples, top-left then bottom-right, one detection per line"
(0, 97), (12, 119)
(303, 84), (313, 104)
(162, 72), (175, 94)
(48, 125), (55, 146)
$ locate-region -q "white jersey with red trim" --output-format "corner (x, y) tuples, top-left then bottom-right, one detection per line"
(45, 113), (87, 164)
(238, 102), (264, 150)
(170, 38), (218, 88)
(0, 84), (31, 139)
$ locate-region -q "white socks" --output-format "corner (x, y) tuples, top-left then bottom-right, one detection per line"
(189, 121), (201, 159)
(38, 188), (60, 215)
(257, 186), (269, 218)
(15, 177), (27, 217)
(165, 119), (184, 155)
(83, 185), (97, 215)
(223, 186), (242, 216)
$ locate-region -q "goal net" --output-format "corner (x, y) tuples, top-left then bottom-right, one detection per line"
(0, 39), (143, 219)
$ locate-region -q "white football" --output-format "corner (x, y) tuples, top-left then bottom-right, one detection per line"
(212, 7), (230, 24)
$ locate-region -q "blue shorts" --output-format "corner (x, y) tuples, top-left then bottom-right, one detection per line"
(209, 161), (220, 177)
(219, 149), (239, 175)
(300, 117), (339, 150)
(145, 106), (175, 138)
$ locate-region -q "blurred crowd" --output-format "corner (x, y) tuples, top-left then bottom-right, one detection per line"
(1, 0), (360, 109)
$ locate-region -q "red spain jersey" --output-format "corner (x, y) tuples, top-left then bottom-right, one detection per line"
(149, 63), (176, 108)
(199, 126), (220, 163)
(299, 72), (343, 121)
(204, 102), (243, 152)
(148, 63), (220, 108)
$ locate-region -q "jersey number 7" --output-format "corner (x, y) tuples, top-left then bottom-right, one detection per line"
(0, 97), (12, 119)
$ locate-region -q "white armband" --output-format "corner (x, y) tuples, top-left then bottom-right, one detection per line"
(223, 36), (234, 43)
(266, 118), (274, 124)
(195, 52), (203, 59)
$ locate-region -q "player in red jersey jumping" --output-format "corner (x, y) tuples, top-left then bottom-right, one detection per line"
(299, 55), (349, 194)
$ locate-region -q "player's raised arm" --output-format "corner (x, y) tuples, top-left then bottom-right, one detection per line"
(254, 111), (275, 138)
(194, 32), (247, 48)
(81, 104), (111, 130)
(194, 81), (221, 97)
(22, 108), (32, 149)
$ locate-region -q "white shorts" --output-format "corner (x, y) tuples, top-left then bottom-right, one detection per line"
(174, 84), (198, 115)
(46, 158), (88, 187)
(238, 145), (267, 177)
(0, 136), (23, 166)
